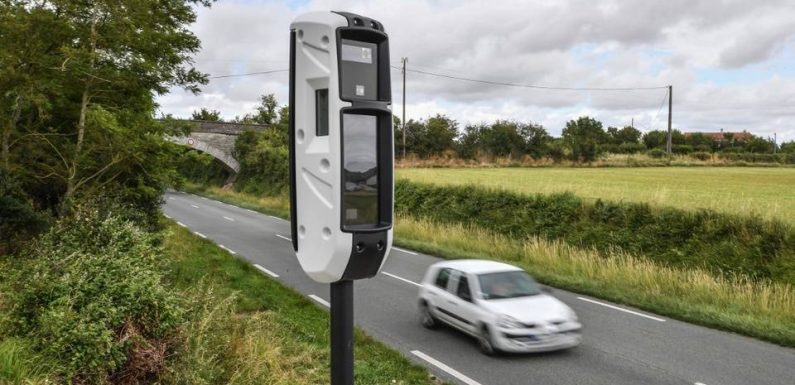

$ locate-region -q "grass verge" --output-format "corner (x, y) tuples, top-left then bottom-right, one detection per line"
(182, 185), (795, 347)
(161, 220), (440, 385)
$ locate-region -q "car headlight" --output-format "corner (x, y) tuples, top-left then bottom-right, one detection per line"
(497, 315), (523, 329)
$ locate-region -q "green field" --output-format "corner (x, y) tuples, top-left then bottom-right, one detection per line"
(397, 167), (795, 225)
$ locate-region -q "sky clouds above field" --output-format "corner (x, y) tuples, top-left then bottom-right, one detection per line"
(156, 0), (795, 141)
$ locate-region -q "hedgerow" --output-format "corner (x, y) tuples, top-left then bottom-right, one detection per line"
(395, 179), (795, 283)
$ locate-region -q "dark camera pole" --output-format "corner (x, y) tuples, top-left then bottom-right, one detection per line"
(330, 280), (354, 385)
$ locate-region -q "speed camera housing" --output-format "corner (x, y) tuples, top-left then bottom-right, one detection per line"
(289, 11), (394, 283)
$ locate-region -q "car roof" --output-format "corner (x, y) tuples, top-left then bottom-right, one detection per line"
(431, 259), (523, 275)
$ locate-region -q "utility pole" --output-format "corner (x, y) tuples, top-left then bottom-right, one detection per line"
(401, 57), (407, 159)
(631, 117), (634, 129)
(666, 85), (673, 154)
(774, 132), (777, 154)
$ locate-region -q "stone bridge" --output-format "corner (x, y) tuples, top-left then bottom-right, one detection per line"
(166, 120), (269, 174)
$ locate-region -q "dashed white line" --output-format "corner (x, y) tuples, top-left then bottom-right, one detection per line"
(200, 197), (208, 200)
(168, 197), (175, 200)
(308, 294), (330, 308)
(253, 264), (279, 278)
(411, 350), (482, 385)
(164, 214), (171, 219)
(219, 245), (237, 255)
(275, 234), (291, 241)
(393, 247), (418, 256)
(577, 297), (666, 322)
(694, 382), (708, 385)
(383, 272), (421, 287)
(223, 216), (235, 222)
(194, 231), (207, 239)
(190, 204), (200, 209)
(176, 221), (187, 228)
(268, 215), (281, 220)
(247, 209), (256, 213)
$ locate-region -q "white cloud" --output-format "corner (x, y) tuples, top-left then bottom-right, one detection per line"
(157, 0), (795, 141)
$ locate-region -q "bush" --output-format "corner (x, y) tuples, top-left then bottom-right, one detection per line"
(647, 148), (667, 158)
(0, 170), (49, 254)
(690, 151), (712, 161)
(3, 203), (185, 384)
(671, 144), (693, 154)
(719, 153), (786, 163)
(395, 179), (795, 283)
(234, 129), (289, 196)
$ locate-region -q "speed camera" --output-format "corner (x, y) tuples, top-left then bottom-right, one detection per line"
(289, 11), (394, 283)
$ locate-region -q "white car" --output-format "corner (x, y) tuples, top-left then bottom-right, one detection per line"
(417, 259), (582, 355)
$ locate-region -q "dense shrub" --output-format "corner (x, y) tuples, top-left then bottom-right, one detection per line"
(395, 180), (795, 283)
(173, 147), (230, 187)
(0, 171), (49, 254)
(719, 153), (788, 163)
(3, 204), (185, 384)
(671, 144), (693, 154)
(234, 129), (289, 196)
(647, 148), (667, 158)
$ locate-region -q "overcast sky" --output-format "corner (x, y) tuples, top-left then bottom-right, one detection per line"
(156, 0), (795, 141)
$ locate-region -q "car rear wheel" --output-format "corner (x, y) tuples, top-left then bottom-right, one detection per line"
(478, 325), (498, 356)
(419, 302), (438, 329)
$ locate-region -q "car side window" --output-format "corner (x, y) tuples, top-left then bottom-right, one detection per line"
(457, 275), (472, 301)
(434, 268), (451, 289)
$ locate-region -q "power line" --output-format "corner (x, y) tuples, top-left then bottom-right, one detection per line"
(209, 69), (288, 79)
(391, 65), (668, 91)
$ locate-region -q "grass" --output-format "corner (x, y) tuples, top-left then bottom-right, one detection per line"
(395, 215), (795, 347)
(397, 167), (795, 225)
(160, 220), (441, 385)
(185, 186), (795, 347)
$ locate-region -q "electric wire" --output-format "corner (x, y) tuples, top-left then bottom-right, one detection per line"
(209, 69), (288, 79)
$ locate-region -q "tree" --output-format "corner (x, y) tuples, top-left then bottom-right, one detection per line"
(607, 126), (641, 145)
(191, 108), (222, 121)
(642, 130), (667, 149)
(745, 136), (774, 153)
(480, 120), (526, 158)
(253, 94), (279, 125)
(423, 114), (458, 157)
(2, 0), (212, 217)
(520, 123), (551, 159)
(562, 116), (607, 162)
(456, 124), (483, 159)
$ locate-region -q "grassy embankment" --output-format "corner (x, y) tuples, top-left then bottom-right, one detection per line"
(182, 182), (795, 347)
(398, 167), (795, 226)
(0, 221), (440, 385)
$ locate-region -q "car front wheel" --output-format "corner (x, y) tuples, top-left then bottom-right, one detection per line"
(419, 302), (438, 329)
(478, 325), (498, 356)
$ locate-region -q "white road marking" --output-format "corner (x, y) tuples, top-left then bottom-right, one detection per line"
(223, 216), (235, 222)
(383, 272), (421, 287)
(309, 294), (330, 308)
(247, 209), (257, 213)
(254, 264), (279, 278)
(190, 204), (200, 209)
(268, 215), (281, 220)
(177, 221), (187, 228)
(194, 231), (207, 239)
(219, 245), (237, 255)
(577, 297), (666, 322)
(393, 247), (418, 255)
(168, 197), (175, 200)
(694, 383), (708, 385)
(163, 214), (171, 219)
(275, 234), (291, 241)
(411, 350), (482, 385)
(201, 197), (208, 200)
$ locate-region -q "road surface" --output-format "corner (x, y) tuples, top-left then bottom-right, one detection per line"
(163, 191), (794, 385)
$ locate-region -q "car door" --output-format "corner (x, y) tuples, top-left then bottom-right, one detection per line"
(427, 267), (456, 325)
(438, 270), (476, 333)
(451, 272), (480, 335)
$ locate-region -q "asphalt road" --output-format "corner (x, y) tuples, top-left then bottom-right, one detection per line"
(163, 191), (795, 385)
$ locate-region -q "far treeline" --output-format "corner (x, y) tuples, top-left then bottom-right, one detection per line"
(192, 99), (795, 164)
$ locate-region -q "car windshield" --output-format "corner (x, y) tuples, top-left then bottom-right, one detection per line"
(477, 270), (541, 300)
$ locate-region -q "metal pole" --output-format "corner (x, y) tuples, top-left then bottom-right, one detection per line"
(666, 85), (672, 154)
(774, 133), (777, 154)
(401, 57), (407, 160)
(330, 280), (354, 385)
